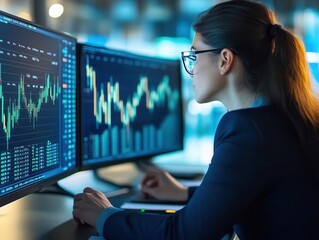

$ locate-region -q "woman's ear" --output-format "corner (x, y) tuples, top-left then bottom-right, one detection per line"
(218, 49), (235, 75)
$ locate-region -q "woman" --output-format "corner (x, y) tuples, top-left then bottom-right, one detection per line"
(73, 1), (319, 239)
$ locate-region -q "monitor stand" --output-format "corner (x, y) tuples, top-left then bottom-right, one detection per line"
(54, 170), (130, 197)
(38, 171), (129, 198)
(94, 160), (151, 188)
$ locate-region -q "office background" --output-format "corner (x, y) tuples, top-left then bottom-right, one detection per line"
(2, 0), (318, 168)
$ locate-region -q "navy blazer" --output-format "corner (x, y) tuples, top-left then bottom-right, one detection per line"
(102, 106), (319, 240)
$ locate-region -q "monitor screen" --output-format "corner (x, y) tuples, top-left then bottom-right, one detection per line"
(79, 44), (183, 169)
(0, 11), (77, 206)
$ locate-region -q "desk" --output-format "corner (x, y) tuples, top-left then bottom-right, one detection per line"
(0, 162), (205, 240)
(0, 190), (135, 240)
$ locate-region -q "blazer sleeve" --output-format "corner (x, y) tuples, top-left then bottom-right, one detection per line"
(101, 111), (272, 240)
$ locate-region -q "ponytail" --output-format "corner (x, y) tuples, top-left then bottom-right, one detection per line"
(265, 27), (319, 181)
(268, 26), (319, 125)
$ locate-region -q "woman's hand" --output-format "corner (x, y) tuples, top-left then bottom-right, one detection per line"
(73, 187), (113, 227)
(141, 170), (188, 202)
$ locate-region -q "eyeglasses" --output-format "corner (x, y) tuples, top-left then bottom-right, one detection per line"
(181, 49), (222, 75)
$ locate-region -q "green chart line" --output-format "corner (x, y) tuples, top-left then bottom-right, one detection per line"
(0, 63), (61, 150)
(86, 57), (180, 128)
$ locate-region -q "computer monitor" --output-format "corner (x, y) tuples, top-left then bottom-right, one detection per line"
(79, 44), (183, 170)
(0, 11), (78, 207)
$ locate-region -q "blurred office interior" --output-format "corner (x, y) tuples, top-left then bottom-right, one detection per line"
(2, 0), (318, 168)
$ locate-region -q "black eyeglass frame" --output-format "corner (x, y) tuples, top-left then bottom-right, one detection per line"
(181, 48), (238, 75)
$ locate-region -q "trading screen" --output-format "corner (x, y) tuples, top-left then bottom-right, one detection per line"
(80, 45), (183, 167)
(0, 11), (77, 203)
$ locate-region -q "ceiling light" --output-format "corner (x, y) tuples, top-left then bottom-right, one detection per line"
(49, 3), (64, 18)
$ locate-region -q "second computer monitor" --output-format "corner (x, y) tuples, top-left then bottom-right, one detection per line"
(79, 44), (183, 169)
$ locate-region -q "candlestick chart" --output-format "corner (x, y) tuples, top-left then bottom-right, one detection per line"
(0, 63), (60, 150)
(0, 50), (62, 189)
(80, 47), (183, 166)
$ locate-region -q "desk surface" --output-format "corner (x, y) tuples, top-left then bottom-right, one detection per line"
(0, 193), (92, 240)
(0, 190), (136, 240)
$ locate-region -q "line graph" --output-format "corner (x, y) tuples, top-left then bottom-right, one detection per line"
(0, 62), (61, 150)
(85, 56), (179, 128)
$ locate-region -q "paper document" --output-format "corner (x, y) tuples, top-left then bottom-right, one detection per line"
(121, 202), (185, 211)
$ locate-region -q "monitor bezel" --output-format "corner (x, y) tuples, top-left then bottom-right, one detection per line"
(78, 43), (184, 171)
(0, 10), (79, 207)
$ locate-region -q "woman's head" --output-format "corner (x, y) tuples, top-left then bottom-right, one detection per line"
(184, 0), (278, 107)
(193, 0), (277, 96)
(192, 0), (318, 124)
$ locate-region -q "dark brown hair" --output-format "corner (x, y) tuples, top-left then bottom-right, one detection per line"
(194, 0), (319, 180)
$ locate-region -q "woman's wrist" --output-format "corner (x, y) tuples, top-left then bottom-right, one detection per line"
(176, 186), (189, 201)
